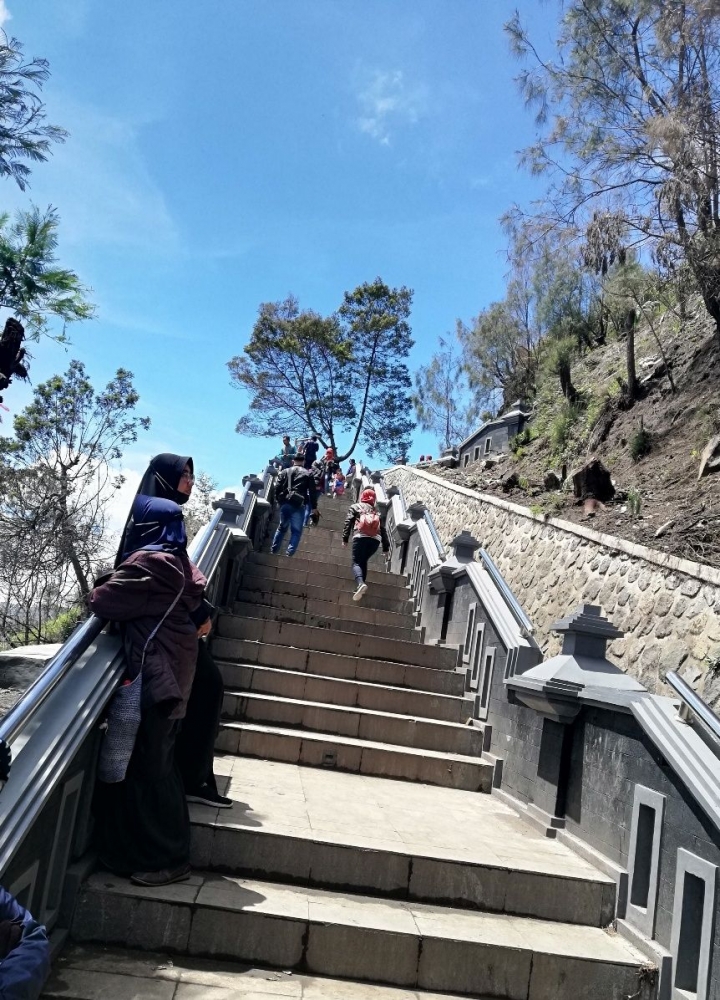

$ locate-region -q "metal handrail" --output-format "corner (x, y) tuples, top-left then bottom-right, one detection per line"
(666, 671), (720, 743)
(0, 616), (106, 748)
(479, 548), (534, 635)
(0, 506), (226, 750)
(189, 508), (224, 564)
(423, 509), (447, 560)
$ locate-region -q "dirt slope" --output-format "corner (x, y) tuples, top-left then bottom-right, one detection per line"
(427, 303), (720, 568)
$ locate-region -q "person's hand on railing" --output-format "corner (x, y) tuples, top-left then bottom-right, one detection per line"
(197, 620), (212, 639)
(0, 739), (11, 790)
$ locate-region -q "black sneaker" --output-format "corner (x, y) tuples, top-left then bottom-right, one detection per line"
(131, 863), (191, 887)
(186, 785), (233, 808)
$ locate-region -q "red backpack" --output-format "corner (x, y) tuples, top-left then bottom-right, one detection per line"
(357, 503), (381, 538)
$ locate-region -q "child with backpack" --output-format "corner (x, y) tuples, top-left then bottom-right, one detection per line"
(341, 488), (390, 601)
(331, 470), (345, 498)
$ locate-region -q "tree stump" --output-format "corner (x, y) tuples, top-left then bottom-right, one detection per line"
(571, 458), (615, 501)
(698, 434), (720, 480)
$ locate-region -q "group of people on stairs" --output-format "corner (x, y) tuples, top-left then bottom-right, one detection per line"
(270, 443), (389, 603)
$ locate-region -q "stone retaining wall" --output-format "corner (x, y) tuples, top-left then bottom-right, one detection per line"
(384, 467), (720, 706)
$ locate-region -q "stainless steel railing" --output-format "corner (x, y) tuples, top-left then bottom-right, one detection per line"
(423, 508), (447, 560)
(479, 548), (534, 635)
(0, 505), (226, 753)
(666, 670), (720, 743)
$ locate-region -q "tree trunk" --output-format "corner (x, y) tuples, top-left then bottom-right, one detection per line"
(59, 471), (91, 598)
(709, 304), (720, 353)
(625, 307), (637, 402)
(559, 363), (578, 403)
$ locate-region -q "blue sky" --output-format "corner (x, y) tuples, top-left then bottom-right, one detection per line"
(4, 0), (556, 517)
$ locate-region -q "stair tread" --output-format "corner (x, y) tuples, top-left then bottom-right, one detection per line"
(219, 615), (459, 670)
(250, 551), (407, 585)
(46, 945), (488, 1000)
(211, 643), (466, 696)
(225, 690), (476, 732)
(235, 590), (418, 626)
(232, 601), (421, 640)
(221, 663), (467, 706)
(79, 871), (644, 965)
(238, 573), (414, 613)
(220, 720), (492, 765)
(192, 757), (612, 886)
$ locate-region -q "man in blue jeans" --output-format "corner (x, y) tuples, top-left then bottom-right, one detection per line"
(271, 451), (318, 556)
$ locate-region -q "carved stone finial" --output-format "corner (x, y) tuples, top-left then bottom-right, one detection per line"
(212, 492), (244, 524)
(242, 475), (264, 494)
(449, 530), (481, 563)
(407, 501), (427, 521)
(551, 603), (623, 659)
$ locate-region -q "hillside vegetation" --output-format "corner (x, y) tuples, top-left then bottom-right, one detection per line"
(428, 305), (720, 569)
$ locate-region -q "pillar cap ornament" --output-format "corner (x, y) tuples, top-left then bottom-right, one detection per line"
(242, 475), (265, 494)
(212, 492), (245, 524)
(508, 604), (643, 723)
(449, 530), (481, 563)
(407, 501), (427, 521)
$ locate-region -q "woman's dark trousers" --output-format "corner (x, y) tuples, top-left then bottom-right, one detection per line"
(176, 640), (224, 794)
(96, 705), (190, 875)
(351, 536), (380, 584)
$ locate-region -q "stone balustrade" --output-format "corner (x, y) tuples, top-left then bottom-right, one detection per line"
(384, 466), (720, 706)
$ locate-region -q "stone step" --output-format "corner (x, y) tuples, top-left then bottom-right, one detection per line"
(188, 758), (616, 927)
(213, 640), (465, 695)
(216, 721), (494, 791)
(45, 945), (486, 1000)
(242, 564), (408, 605)
(232, 599), (422, 643)
(218, 661), (471, 722)
(247, 551), (406, 588)
(234, 587), (418, 630)
(263, 510), (358, 549)
(189, 821), (612, 928)
(269, 512), (350, 534)
(237, 572), (415, 615)
(260, 535), (398, 566)
(223, 692), (484, 755)
(218, 615), (459, 671)
(72, 872), (651, 999)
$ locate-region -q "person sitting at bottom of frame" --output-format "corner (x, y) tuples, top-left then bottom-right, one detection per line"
(0, 885), (51, 999)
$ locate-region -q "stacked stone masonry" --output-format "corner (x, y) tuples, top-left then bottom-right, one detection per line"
(384, 467), (720, 706)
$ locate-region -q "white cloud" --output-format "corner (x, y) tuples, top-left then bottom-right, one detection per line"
(0, 2), (11, 29)
(355, 69), (427, 146)
(1, 98), (179, 256)
(53, 103), (179, 253)
(105, 465), (142, 537)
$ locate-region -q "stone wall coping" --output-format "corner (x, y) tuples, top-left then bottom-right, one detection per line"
(385, 466), (720, 588)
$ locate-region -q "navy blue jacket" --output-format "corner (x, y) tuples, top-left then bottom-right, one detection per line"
(0, 888), (50, 1000)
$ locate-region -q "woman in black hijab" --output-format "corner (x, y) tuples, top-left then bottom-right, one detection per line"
(119, 453), (231, 810)
(115, 454), (194, 568)
(91, 496), (206, 885)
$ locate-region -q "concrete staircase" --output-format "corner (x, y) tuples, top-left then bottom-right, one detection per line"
(56, 496), (657, 1000)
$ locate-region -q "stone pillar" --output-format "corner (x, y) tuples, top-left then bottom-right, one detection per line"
(507, 605), (643, 835)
